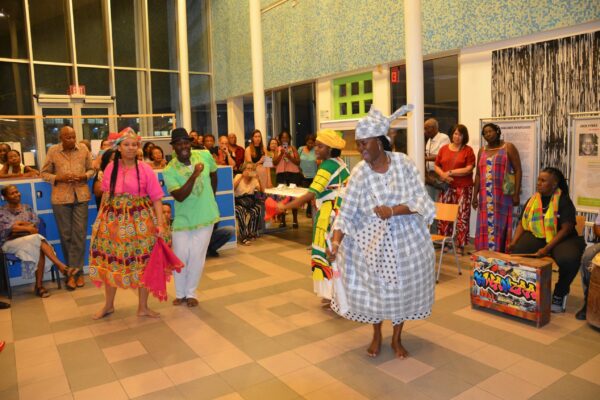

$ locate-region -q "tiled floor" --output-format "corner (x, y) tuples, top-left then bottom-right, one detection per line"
(1, 221), (599, 399)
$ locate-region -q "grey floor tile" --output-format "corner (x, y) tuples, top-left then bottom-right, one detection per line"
(269, 302), (307, 318)
(0, 387), (19, 400)
(135, 323), (196, 367)
(74, 293), (105, 307)
(408, 369), (473, 400)
(0, 343), (17, 393)
(219, 363), (274, 391)
(435, 355), (499, 385)
(402, 334), (463, 368)
(529, 374), (600, 400)
(236, 337), (289, 360)
(57, 338), (117, 392)
(111, 354), (161, 380)
(176, 374), (235, 400)
(134, 386), (185, 400)
(10, 295), (51, 340)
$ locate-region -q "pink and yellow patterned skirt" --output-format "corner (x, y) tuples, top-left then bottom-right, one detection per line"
(89, 194), (158, 289)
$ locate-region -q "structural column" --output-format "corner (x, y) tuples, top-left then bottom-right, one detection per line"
(249, 0), (267, 141)
(177, 0), (191, 129)
(404, 0), (425, 177)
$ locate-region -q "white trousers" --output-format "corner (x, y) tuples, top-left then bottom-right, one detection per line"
(172, 225), (213, 299)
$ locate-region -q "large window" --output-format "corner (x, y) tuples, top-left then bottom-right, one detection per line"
(148, 0), (177, 70)
(189, 74), (211, 135)
(0, 0), (28, 59)
(29, 0), (71, 63)
(73, 0), (107, 65)
(0, 62), (32, 115)
(391, 55), (458, 135)
(111, 0), (138, 68)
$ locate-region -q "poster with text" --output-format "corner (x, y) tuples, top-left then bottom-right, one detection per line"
(572, 117), (600, 210)
(481, 119), (539, 203)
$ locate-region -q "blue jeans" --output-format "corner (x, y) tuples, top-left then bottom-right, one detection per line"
(208, 225), (235, 252)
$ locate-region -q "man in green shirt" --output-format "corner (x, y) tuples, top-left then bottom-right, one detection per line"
(163, 128), (219, 307)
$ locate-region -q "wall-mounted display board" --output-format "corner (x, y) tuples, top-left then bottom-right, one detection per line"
(570, 113), (600, 211)
(480, 117), (540, 204)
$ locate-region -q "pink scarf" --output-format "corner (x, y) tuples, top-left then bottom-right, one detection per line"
(142, 238), (184, 301)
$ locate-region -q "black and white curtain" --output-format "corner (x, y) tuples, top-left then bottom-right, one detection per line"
(491, 31), (600, 174)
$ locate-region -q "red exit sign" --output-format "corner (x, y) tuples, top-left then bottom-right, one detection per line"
(68, 85), (86, 95)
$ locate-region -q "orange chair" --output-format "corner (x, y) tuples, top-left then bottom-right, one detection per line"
(431, 202), (461, 283)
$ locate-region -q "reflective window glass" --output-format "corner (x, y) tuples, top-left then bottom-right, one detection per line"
(81, 108), (109, 140)
(110, 0), (137, 67)
(148, 0), (177, 70)
(391, 55), (458, 135)
(291, 83), (315, 146)
(151, 71), (179, 114)
(29, 0), (71, 62)
(0, 0), (28, 59)
(186, 0), (209, 72)
(78, 67), (109, 96)
(216, 103), (228, 136)
(189, 74), (211, 135)
(273, 88), (289, 140)
(0, 62), (32, 115)
(73, 0), (107, 65)
(34, 64), (72, 95)
(115, 70), (140, 114)
(42, 108), (73, 150)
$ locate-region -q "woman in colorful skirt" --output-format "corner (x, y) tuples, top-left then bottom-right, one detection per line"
(277, 129), (349, 301)
(90, 128), (166, 320)
(472, 123), (522, 252)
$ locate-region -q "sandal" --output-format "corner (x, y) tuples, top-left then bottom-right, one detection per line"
(187, 298), (199, 307)
(63, 267), (78, 278)
(34, 286), (50, 298)
(241, 239), (251, 246)
(172, 298), (186, 306)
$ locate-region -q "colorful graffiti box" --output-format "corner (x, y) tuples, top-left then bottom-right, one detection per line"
(470, 250), (552, 328)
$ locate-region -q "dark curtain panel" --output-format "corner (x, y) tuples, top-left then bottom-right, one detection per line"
(492, 32), (600, 174)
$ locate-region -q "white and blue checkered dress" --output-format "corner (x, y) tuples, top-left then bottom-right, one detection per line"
(331, 152), (436, 325)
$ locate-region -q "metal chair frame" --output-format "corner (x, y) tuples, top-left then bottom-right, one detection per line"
(431, 202), (461, 283)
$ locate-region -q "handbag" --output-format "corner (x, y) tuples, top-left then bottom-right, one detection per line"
(503, 168), (516, 195)
(426, 171), (450, 191)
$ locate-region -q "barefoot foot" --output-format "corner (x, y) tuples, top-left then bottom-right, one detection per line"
(367, 334), (382, 357)
(391, 341), (409, 359)
(137, 308), (160, 318)
(92, 307), (114, 320)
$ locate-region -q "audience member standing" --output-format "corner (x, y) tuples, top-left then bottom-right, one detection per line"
(164, 128), (220, 307)
(472, 123), (522, 252)
(434, 124), (475, 255)
(228, 133), (245, 173)
(298, 135), (318, 218)
(424, 118), (450, 201)
(273, 130), (302, 228)
(41, 126), (95, 290)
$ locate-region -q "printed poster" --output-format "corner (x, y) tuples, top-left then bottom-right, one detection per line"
(572, 117), (600, 210)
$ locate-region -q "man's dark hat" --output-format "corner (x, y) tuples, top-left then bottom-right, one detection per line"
(170, 127), (193, 144)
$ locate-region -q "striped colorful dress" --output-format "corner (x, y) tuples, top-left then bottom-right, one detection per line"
(308, 157), (350, 299)
(474, 145), (514, 252)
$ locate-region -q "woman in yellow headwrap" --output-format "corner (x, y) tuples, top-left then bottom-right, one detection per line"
(277, 129), (350, 301)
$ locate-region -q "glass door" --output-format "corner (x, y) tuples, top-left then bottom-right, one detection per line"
(41, 107), (74, 151)
(81, 107), (110, 140)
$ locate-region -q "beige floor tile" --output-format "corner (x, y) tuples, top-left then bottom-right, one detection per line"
(14, 333), (55, 353)
(278, 365), (336, 395)
(73, 381), (128, 400)
(119, 369), (174, 398)
(504, 358), (565, 387)
(437, 332), (487, 356)
(206, 270), (237, 280)
(377, 357), (434, 383)
(325, 328), (368, 351)
(408, 322), (457, 342)
(453, 306), (492, 322)
(18, 374), (70, 400)
(303, 381), (368, 400)
(0, 320), (13, 343)
(16, 346), (62, 370)
(202, 347), (253, 372)
(0, 308), (12, 322)
(477, 372), (541, 400)
(258, 318), (300, 337)
(43, 295), (81, 323)
(293, 340), (346, 364)
(451, 386), (503, 400)
(212, 394), (245, 400)
(162, 357), (215, 385)
(49, 394), (74, 400)
(258, 350), (311, 376)
(466, 344), (523, 370)
(17, 357), (65, 386)
(570, 353), (600, 385)
(102, 340), (147, 363)
(53, 326), (94, 346)
(88, 319), (129, 337)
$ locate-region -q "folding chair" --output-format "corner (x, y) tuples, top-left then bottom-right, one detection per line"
(431, 202), (461, 283)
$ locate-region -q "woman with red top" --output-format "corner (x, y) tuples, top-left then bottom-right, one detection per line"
(434, 124), (476, 255)
(273, 130), (302, 228)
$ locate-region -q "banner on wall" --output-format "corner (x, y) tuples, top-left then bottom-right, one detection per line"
(480, 118), (540, 204)
(572, 116), (600, 210)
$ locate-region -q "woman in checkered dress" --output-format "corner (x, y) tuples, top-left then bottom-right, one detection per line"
(329, 106), (435, 359)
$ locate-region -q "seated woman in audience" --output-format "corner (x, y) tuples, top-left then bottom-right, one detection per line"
(214, 135), (236, 167)
(434, 124), (475, 255)
(245, 130), (271, 189)
(148, 146), (167, 169)
(472, 123), (522, 252)
(576, 213), (600, 320)
(0, 150), (39, 178)
(507, 167), (586, 313)
(142, 142), (155, 162)
(0, 185), (76, 297)
(234, 162), (263, 245)
(0, 143), (11, 170)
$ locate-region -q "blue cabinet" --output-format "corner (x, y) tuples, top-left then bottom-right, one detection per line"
(33, 181), (54, 211)
(217, 167), (234, 192)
